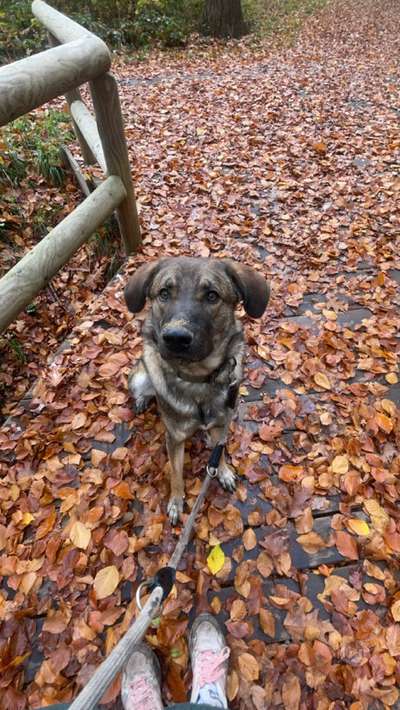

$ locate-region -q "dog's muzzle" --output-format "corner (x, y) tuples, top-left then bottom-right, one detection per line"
(162, 326), (193, 354)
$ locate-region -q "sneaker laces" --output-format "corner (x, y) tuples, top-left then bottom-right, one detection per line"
(196, 646), (230, 689)
(127, 676), (160, 710)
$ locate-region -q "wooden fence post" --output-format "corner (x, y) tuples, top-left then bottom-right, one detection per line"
(90, 73), (141, 254)
(48, 32), (96, 166)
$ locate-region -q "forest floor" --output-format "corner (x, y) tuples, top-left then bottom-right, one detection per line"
(1, 0), (400, 708)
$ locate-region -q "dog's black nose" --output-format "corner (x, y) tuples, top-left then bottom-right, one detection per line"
(162, 328), (193, 351)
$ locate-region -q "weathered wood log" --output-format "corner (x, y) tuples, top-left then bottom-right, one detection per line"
(90, 73), (141, 253)
(0, 176), (126, 333)
(47, 32), (97, 166)
(69, 99), (107, 173)
(32, 0), (99, 44)
(0, 37), (111, 126)
(59, 145), (91, 197)
(68, 586), (164, 710)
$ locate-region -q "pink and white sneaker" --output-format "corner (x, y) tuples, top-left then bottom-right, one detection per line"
(189, 613), (230, 708)
(121, 643), (163, 710)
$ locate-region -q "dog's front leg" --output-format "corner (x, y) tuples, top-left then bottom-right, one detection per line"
(165, 431), (185, 525)
(208, 426), (236, 492)
(128, 359), (155, 414)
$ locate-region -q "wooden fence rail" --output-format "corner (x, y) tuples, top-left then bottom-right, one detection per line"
(0, 0), (141, 332)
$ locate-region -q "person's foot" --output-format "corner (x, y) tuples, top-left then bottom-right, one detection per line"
(189, 613), (230, 708)
(121, 643), (163, 710)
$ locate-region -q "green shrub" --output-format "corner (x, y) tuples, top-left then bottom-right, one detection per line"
(0, 0), (203, 58)
(0, 110), (73, 188)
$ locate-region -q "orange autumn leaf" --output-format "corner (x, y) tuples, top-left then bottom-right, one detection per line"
(35, 508), (57, 541)
(113, 481), (134, 499)
(237, 652), (259, 681)
(375, 412), (393, 433)
(259, 608), (275, 638)
(335, 531), (358, 560)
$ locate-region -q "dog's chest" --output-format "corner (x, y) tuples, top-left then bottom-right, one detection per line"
(166, 377), (231, 429)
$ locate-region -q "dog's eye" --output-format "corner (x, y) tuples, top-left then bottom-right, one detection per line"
(206, 290), (220, 304)
(159, 288), (169, 302)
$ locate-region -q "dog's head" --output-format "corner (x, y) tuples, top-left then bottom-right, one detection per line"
(125, 257), (269, 362)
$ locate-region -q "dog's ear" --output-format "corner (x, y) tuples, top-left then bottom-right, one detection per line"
(124, 260), (165, 313)
(222, 259), (270, 318)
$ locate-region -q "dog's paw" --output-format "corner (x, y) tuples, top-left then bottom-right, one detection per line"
(218, 462), (237, 492)
(134, 395), (153, 415)
(167, 496), (184, 525)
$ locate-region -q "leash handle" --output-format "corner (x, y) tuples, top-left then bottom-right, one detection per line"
(136, 566), (176, 611)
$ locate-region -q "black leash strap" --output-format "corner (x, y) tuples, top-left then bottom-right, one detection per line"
(207, 443), (224, 475)
(137, 443), (225, 609)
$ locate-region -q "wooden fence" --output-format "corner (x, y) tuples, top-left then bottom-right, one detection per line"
(0, 0), (141, 333)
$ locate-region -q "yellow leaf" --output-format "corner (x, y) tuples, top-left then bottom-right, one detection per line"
(331, 454), (349, 474)
(10, 484), (20, 501)
(93, 566), (120, 599)
(391, 600), (400, 622)
(207, 544), (225, 575)
(322, 309), (337, 321)
(347, 518), (370, 536)
(314, 372), (331, 390)
(21, 512), (34, 527)
(70, 520), (91, 550)
(385, 372), (398, 384)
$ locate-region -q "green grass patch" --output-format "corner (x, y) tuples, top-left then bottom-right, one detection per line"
(243, 0), (329, 41)
(0, 109), (74, 188)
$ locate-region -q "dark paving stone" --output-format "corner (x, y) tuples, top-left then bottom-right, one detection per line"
(232, 483), (273, 523)
(90, 422), (134, 454)
(288, 516), (346, 569)
(336, 307), (373, 327)
(388, 269), (400, 285)
(282, 306), (373, 329)
(303, 561), (395, 623)
(386, 383), (400, 405)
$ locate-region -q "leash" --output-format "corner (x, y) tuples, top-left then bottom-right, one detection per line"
(68, 443), (225, 710)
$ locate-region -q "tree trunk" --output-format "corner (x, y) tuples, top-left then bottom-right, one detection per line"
(202, 0), (247, 39)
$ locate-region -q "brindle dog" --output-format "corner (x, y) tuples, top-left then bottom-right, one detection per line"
(124, 257), (269, 523)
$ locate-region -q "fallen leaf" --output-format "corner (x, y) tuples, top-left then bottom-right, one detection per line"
(346, 518), (370, 536)
(282, 673), (301, 710)
(69, 521), (91, 550)
(207, 544), (225, 575)
(335, 531), (358, 560)
(259, 608), (275, 638)
(331, 454), (349, 474)
(297, 531), (326, 554)
(93, 566), (120, 599)
(243, 528), (257, 550)
(375, 412), (393, 433)
(237, 652), (259, 681)
(314, 372), (331, 390)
